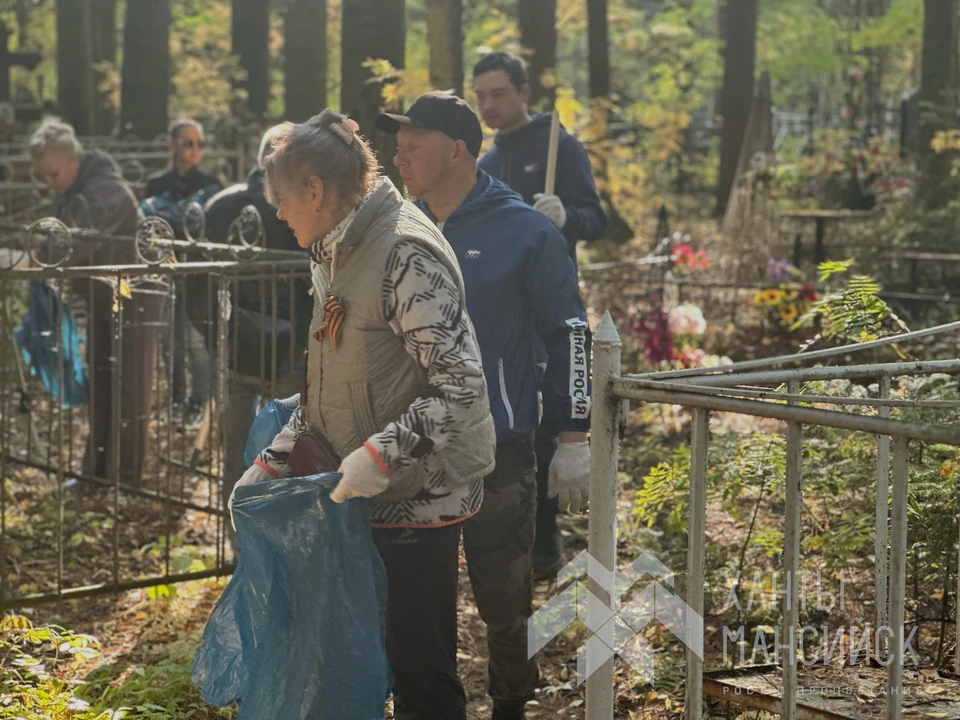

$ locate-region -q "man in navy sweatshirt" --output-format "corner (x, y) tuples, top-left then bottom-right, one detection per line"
(474, 51), (606, 577)
(378, 93), (591, 720)
(473, 51), (607, 261)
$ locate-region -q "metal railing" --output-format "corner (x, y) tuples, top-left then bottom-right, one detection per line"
(0, 208), (310, 609)
(0, 138), (250, 225)
(585, 313), (960, 720)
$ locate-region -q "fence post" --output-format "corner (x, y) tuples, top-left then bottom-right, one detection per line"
(876, 376), (891, 645)
(887, 437), (909, 720)
(782, 381), (803, 720)
(586, 310), (622, 720)
(685, 408), (709, 720)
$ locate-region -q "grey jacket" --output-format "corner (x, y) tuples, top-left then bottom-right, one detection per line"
(53, 149), (142, 267)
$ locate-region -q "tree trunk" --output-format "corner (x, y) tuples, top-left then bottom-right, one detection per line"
(425, 0), (463, 96)
(232, 0), (270, 118)
(517, 0), (557, 108)
(284, 0), (327, 122)
(587, 0), (609, 101)
(92, 0), (117, 134)
(119, 0), (170, 140)
(863, 0), (891, 133)
(341, 0), (405, 190)
(14, 0), (31, 47)
(714, 0), (758, 218)
(918, 0), (957, 209)
(56, 0), (96, 135)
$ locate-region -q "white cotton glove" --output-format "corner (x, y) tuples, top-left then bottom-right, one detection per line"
(533, 193), (567, 229)
(329, 445), (390, 503)
(548, 440), (590, 514)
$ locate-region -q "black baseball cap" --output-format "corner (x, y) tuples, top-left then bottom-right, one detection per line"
(376, 92), (483, 157)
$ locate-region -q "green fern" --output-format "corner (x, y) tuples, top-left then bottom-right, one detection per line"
(794, 261), (908, 344)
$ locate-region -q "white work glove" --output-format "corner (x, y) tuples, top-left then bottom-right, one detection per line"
(228, 462), (276, 529)
(548, 440), (590, 513)
(329, 445), (390, 503)
(533, 193), (567, 230)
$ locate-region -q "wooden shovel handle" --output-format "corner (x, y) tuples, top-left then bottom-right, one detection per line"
(544, 109), (560, 196)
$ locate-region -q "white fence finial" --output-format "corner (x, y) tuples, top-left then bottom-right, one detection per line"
(595, 310), (622, 347)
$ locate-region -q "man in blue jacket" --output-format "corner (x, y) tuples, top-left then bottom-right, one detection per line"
(378, 93), (591, 720)
(473, 51), (607, 577)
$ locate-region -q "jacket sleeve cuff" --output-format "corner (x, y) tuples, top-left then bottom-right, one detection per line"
(254, 458), (280, 478)
(363, 441), (391, 477)
(560, 416), (592, 434)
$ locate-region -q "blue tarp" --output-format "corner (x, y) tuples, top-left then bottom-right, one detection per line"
(14, 279), (87, 408)
(192, 409), (391, 719)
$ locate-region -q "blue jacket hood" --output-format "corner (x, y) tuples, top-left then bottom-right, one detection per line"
(446, 169), (528, 220)
(492, 112), (556, 147)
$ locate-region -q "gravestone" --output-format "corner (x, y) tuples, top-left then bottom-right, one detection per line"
(900, 89), (920, 156)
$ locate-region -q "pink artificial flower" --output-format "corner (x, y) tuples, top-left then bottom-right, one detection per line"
(668, 304), (707, 338)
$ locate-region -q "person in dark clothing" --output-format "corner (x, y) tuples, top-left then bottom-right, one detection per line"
(142, 118), (222, 427)
(473, 52), (607, 262)
(203, 125), (312, 555)
(473, 52), (606, 577)
(143, 119), (221, 201)
(30, 118), (163, 487)
(378, 92), (592, 720)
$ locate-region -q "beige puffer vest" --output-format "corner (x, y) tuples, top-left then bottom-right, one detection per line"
(304, 180), (496, 504)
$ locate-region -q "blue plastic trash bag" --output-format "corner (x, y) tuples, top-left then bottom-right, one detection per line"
(243, 397), (296, 468)
(14, 279), (87, 408)
(191, 473), (391, 720)
(140, 184), (222, 238)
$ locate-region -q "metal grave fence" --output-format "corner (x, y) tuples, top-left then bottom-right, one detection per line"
(583, 313), (960, 720)
(0, 204), (309, 609)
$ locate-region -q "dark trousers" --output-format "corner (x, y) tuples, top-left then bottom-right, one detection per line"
(463, 433), (539, 708)
(82, 281), (163, 486)
(534, 427), (560, 558)
(373, 523), (466, 720)
(371, 436), (539, 719)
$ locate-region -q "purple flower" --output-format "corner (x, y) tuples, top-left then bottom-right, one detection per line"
(767, 257), (794, 284)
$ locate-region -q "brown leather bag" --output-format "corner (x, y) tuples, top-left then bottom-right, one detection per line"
(290, 348), (343, 476)
(288, 429), (342, 477)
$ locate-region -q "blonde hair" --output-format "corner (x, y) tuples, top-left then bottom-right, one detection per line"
(169, 117), (203, 140)
(262, 109), (379, 209)
(29, 117), (83, 160)
(258, 123), (289, 167)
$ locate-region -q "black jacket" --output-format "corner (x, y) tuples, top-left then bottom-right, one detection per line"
(201, 167), (311, 380)
(143, 166), (221, 202)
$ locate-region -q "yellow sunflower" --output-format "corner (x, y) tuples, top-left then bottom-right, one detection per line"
(779, 304), (798, 324)
(762, 288), (783, 305)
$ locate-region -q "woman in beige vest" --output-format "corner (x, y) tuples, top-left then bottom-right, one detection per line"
(232, 110), (495, 719)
